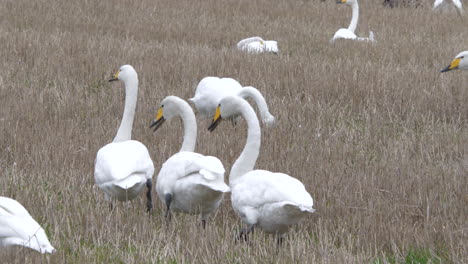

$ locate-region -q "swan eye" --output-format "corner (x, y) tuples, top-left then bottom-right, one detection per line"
(461, 56), (464, 59)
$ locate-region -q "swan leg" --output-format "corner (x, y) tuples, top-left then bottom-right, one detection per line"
(164, 193), (172, 220)
(201, 219), (206, 229)
(276, 235), (284, 247)
(237, 224), (255, 243)
(146, 179), (152, 213)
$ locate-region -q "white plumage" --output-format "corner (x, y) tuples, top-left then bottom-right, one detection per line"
(331, 0), (375, 43)
(208, 96), (314, 239)
(441, 51), (468, 72)
(94, 65), (155, 212)
(0, 197), (55, 254)
(150, 96), (229, 225)
(237, 37), (279, 54)
(433, 0), (463, 14)
(189, 77), (275, 127)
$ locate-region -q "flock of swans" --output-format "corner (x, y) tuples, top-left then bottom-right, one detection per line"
(1, 0), (467, 255)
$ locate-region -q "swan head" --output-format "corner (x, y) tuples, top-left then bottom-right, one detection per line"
(108, 64), (138, 83)
(149, 96), (189, 132)
(208, 96), (244, 132)
(23, 228), (56, 254)
(337, 0), (356, 5)
(441, 51), (468, 72)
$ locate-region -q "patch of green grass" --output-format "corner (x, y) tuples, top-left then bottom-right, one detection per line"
(373, 247), (443, 264)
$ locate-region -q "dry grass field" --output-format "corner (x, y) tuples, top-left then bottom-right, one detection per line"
(0, 0), (467, 263)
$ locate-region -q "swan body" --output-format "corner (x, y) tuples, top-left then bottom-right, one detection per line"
(208, 96), (314, 235)
(189, 77), (275, 126)
(237, 37), (279, 54)
(441, 51), (468, 72)
(331, 0), (376, 43)
(0, 197), (55, 254)
(433, 0), (463, 14)
(150, 96), (229, 223)
(94, 65), (154, 212)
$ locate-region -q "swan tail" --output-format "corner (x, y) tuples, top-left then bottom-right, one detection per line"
(281, 202), (315, 216)
(114, 175), (145, 189)
(196, 182), (230, 193)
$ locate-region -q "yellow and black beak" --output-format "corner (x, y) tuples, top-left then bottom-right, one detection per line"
(441, 58), (461, 73)
(337, 0), (346, 3)
(108, 70), (120, 82)
(149, 107), (165, 132)
(208, 105), (222, 132)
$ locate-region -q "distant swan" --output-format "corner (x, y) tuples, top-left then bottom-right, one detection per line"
(433, 0), (463, 15)
(94, 65), (155, 212)
(150, 96), (230, 228)
(0, 197), (55, 254)
(440, 51), (468, 72)
(190, 77), (275, 127)
(208, 96), (314, 243)
(331, 0), (375, 43)
(237, 37), (279, 54)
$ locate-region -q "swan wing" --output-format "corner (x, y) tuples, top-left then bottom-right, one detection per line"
(157, 151), (228, 195)
(0, 197), (32, 218)
(265, 41), (279, 53)
(331, 28), (357, 42)
(232, 170), (314, 210)
(94, 140), (154, 187)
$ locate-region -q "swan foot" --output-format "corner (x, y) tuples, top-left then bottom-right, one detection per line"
(146, 179), (153, 213)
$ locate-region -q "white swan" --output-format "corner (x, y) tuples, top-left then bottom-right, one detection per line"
(433, 0), (463, 14)
(94, 65), (155, 212)
(0, 197), (55, 254)
(331, 0), (375, 43)
(441, 51), (468, 72)
(149, 96), (230, 227)
(189, 77), (275, 127)
(237, 37), (279, 54)
(208, 96), (314, 242)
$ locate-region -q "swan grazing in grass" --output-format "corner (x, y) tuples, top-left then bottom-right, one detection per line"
(189, 77), (275, 127)
(331, 0), (375, 43)
(149, 96), (229, 228)
(441, 51), (468, 72)
(237, 37), (279, 54)
(433, 0), (463, 15)
(0, 197), (55, 254)
(208, 96), (314, 243)
(94, 65), (155, 212)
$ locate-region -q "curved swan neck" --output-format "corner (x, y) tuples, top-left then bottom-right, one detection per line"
(237, 87), (272, 123)
(229, 100), (261, 186)
(113, 77), (138, 142)
(178, 101), (197, 152)
(348, 1), (359, 34)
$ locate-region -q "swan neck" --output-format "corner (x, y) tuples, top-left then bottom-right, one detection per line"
(348, 1), (359, 33)
(113, 78), (138, 142)
(179, 104), (197, 152)
(229, 102), (261, 186)
(237, 87), (271, 123)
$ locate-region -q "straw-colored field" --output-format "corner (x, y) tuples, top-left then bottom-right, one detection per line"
(0, 0), (467, 263)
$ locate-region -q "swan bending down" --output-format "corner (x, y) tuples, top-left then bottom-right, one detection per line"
(150, 96), (230, 227)
(94, 65), (155, 212)
(208, 96), (314, 242)
(331, 0), (375, 43)
(441, 51), (468, 72)
(237, 37), (279, 54)
(433, 0), (463, 14)
(0, 197), (55, 254)
(190, 77), (275, 127)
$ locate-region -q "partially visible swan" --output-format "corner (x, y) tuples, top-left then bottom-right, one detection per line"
(149, 96), (230, 227)
(331, 0), (375, 43)
(208, 96), (314, 242)
(433, 0), (463, 15)
(0, 197), (55, 254)
(189, 77), (275, 127)
(94, 65), (155, 212)
(441, 51), (468, 72)
(237, 37), (279, 54)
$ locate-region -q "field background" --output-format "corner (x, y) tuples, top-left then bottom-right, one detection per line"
(0, 0), (467, 263)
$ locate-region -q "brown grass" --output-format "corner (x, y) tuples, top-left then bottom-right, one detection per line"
(0, 0), (467, 263)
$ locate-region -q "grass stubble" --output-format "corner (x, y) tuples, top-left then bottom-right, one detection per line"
(0, 0), (466, 263)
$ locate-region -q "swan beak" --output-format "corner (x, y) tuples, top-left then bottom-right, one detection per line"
(108, 70), (120, 82)
(440, 58), (460, 73)
(208, 105), (222, 132)
(337, 0), (346, 3)
(149, 107), (165, 132)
